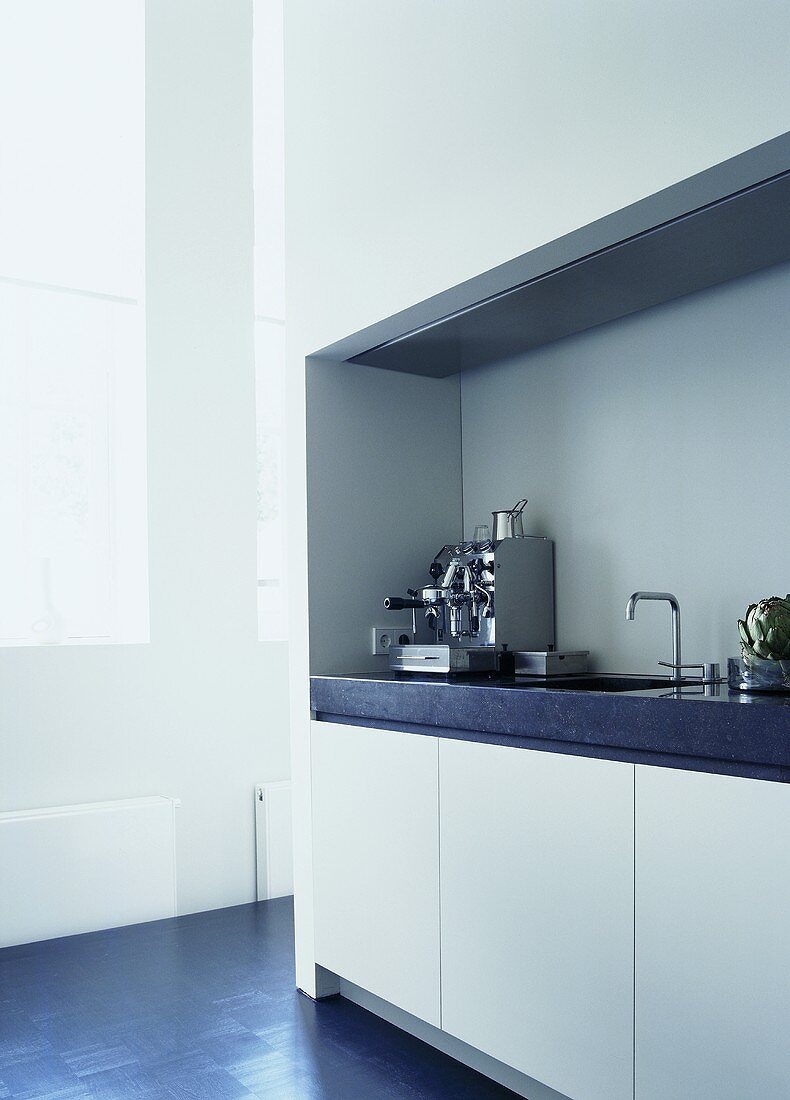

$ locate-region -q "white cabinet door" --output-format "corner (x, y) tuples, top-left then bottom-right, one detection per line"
(440, 740), (634, 1100)
(311, 720), (440, 1025)
(636, 765), (790, 1100)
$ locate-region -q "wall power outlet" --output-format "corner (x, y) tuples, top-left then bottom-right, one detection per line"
(371, 626), (411, 655)
(371, 627), (395, 656)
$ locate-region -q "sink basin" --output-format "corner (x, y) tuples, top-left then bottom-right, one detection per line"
(534, 674), (677, 693)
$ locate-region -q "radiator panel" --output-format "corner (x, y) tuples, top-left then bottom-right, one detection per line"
(255, 781), (293, 900)
(0, 796), (178, 947)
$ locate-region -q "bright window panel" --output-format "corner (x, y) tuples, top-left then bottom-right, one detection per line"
(256, 320), (287, 639)
(254, 0), (287, 642)
(0, 1), (147, 645)
(0, 1), (144, 298)
(253, 0), (285, 322)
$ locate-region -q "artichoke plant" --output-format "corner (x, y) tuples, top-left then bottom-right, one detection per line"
(738, 595), (790, 662)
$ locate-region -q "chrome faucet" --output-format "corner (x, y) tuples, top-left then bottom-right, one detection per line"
(625, 591), (682, 680)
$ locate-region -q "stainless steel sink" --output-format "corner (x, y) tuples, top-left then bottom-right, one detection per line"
(534, 674), (677, 693)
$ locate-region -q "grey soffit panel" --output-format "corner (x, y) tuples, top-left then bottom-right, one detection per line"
(311, 132), (790, 378)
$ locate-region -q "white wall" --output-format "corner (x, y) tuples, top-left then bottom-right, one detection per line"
(0, 0), (291, 919)
(285, 0), (790, 357)
(285, 0), (790, 993)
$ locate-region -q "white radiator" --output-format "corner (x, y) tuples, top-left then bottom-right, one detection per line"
(255, 781), (293, 900)
(0, 795), (179, 948)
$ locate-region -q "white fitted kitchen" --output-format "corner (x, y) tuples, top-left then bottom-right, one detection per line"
(294, 115), (790, 1099)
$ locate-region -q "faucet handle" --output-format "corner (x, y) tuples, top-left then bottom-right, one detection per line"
(658, 661), (720, 683)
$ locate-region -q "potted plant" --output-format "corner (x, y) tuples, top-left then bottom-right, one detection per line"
(729, 596), (790, 692)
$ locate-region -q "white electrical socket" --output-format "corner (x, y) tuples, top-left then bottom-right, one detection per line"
(371, 626), (395, 656)
(371, 626), (412, 655)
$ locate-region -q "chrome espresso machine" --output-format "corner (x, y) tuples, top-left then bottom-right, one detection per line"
(383, 500), (555, 673)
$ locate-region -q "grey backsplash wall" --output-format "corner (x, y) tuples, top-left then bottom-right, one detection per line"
(307, 359), (462, 675)
(461, 260), (790, 676)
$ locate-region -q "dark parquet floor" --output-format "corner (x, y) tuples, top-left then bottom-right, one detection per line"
(0, 898), (518, 1099)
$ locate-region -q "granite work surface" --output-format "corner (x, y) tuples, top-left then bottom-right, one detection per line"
(310, 672), (790, 783)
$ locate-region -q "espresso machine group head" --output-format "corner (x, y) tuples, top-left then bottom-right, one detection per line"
(383, 501), (555, 674)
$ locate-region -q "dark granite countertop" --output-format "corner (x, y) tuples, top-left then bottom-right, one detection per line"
(310, 671), (790, 783)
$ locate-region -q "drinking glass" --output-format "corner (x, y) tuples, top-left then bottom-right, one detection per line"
(473, 524), (491, 544)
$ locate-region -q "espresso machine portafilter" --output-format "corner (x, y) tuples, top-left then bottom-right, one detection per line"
(383, 500), (555, 674)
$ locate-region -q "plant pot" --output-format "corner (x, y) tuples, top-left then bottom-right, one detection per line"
(727, 656), (790, 694)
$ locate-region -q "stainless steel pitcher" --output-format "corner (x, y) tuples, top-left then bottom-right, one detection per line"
(491, 498), (528, 539)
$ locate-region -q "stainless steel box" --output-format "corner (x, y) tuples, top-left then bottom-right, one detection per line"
(513, 650), (590, 677)
(388, 645), (498, 675)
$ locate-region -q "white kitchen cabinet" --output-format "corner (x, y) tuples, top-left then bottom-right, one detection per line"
(635, 765), (790, 1100)
(310, 720), (440, 1025)
(439, 739), (635, 1100)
